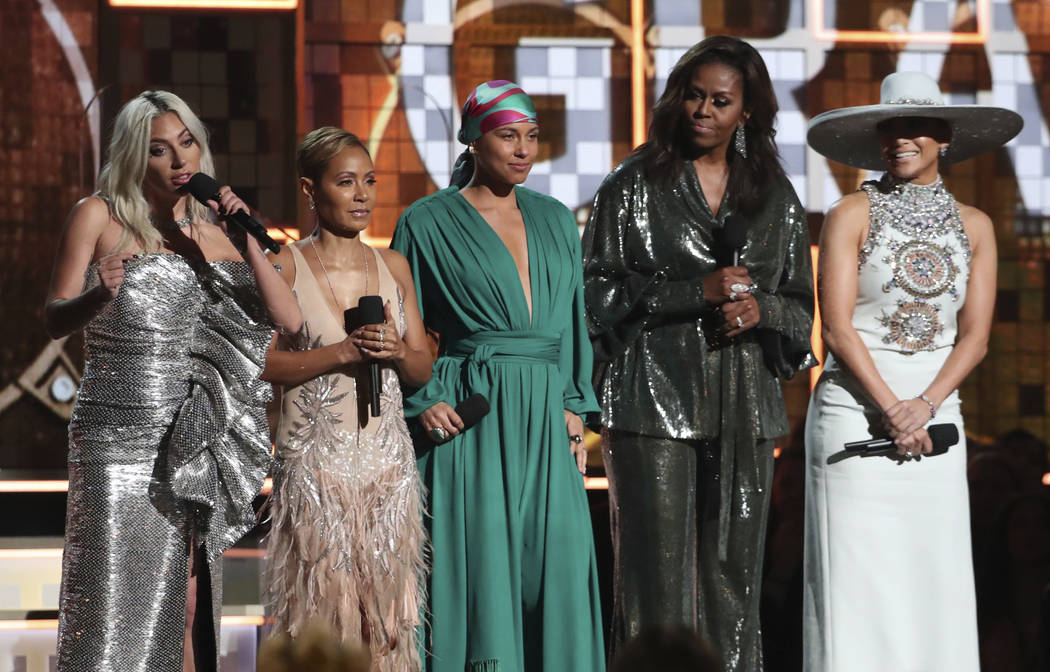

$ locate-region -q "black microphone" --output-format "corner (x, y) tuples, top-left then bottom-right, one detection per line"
(722, 214), (748, 265)
(186, 173), (281, 254)
(428, 394), (491, 445)
(344, 295), (386, 417)
(844, 423), (960, 456)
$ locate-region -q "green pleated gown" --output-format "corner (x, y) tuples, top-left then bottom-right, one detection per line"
(391, 185), (604, 672)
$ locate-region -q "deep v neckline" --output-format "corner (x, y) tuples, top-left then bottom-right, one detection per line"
(294, 242), (379, 335)
(453, 187), (535, 326)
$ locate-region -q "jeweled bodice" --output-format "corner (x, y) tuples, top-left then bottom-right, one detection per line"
(854, 175), (970, 354)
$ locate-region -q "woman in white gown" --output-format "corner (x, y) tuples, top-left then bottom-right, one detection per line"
(802, 72), (1022, 672)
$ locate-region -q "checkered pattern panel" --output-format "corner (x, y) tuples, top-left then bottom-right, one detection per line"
(991, 52), (1050, 216)
(400, 44), (457, 189)
(113, 13), (295, 221)
(517, 45), (614, 210)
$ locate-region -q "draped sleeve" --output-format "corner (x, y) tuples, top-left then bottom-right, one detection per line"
(153, 262), (275, 563)
(582, 162), (707, 364)
(390, 203), (456, 418)
(753, 182), (818, 379)
(544, 196), (601, 424)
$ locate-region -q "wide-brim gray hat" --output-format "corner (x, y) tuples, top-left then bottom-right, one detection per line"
(807, 71), (1023, 171)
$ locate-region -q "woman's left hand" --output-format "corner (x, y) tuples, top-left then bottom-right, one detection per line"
(883, 398), (931, 439)
(721, 294), (760, 338)
(352, 301), (403, 362)
(565, 410), (587, 476)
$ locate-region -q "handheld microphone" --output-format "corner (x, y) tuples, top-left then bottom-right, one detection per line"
(428, 394), (491, 445)
(721, 214), (748, 265)
(843, 423), (959, 456)
(186, 173), (281, 254)
(344, 295), (386, 417)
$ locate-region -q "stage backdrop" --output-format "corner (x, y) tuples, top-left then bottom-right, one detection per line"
(2, 0), (1049, 475)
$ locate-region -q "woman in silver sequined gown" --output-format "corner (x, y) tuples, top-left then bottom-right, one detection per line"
(261, 128), (431, 671)
(583, 37), (815, 669)
(803, 72), (1021, 671)
(44, 91), (302, 672)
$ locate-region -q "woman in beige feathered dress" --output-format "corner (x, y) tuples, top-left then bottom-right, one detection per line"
(261, 127), (432, 671)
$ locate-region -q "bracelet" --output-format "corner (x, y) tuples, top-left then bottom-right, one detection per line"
(917, 393), (936, 419)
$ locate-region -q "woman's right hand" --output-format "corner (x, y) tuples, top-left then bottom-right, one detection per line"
(333, 334), (365, 365)
(894, 427), (932, 459)
(96, 252), (135, 300)
(702, 266), (753, 304)
(420, 402), (465, 442)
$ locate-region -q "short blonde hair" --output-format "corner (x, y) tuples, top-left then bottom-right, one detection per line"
(97, 91), (215, 253)
(296, 127), (369, 183)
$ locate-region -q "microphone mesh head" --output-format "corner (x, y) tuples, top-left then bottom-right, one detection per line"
(721, 214), (748, 250)
(186, 173), (221, 204)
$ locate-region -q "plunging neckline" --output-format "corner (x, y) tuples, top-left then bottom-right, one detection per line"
(453, 187), (535, 326)
(294, 242), (379, 335)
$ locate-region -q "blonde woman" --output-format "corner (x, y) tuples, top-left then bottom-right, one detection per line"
(45, 90), (301, 672)
(262, 128), (431, 671)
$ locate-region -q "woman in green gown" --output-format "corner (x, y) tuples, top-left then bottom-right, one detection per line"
(391, 80), (604, 672)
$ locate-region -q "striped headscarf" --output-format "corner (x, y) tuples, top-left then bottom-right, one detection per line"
(457, 80), (538, 144)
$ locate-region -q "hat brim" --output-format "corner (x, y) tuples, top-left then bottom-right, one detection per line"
(807, 104), (1023, 171)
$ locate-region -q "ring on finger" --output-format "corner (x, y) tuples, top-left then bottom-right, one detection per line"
(730, 282), (751, 295)
(735, 315), (744, 328)
(729, 290), (737, 302)
(429, 427), (448, 442)
(569, 434), (584, 444)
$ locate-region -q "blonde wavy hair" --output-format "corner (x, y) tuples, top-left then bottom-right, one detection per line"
(96, 90), (215, 253)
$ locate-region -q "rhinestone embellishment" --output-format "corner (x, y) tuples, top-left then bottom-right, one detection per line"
(883, 240), (959, 301)
(879, 300), (943, 351)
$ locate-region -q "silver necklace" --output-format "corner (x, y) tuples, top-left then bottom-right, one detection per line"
(151, 214), (192, 231)
(309, 234), (369, 314)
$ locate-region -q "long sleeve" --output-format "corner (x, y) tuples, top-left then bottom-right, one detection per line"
(582, 167), (706, 363)
(559, 215), (602, 424)
(389, 210), (455, 418)
(753, 189), (817, 380)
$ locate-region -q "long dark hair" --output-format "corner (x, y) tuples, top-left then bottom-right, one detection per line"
(637, 35), (785, 214)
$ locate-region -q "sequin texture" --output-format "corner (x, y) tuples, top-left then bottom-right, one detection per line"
(58, 254), (275, 672)
(263, 245), (425, 672)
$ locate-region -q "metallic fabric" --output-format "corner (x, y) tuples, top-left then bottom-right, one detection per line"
(59, 253), (274, 672)
(582, 154), (816, 442)
(602, 430), (774, 671)
(583, 155), (814, 669)
(264, 245), (425, 672)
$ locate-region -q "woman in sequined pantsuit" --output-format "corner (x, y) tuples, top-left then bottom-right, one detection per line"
(45, 91), (301, 672)
(803, 72), (1021, 671)
(583, 36), (815, 670)
(260, 128), (432, 671)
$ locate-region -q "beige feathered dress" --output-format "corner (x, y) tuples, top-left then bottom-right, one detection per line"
(264, 243), (425, 671)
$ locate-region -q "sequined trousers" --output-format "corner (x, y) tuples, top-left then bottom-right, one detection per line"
(57, 255), (274, 672)
(603, 429), (774, 672)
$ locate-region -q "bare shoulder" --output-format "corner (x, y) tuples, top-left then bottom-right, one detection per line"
(957, 203), (993, 232)
(826, 191), (870, 223)
(64, 196), (122, 257)
(269, 243), (298, 286)
(66, 196), (114, 237)
(378, 247), (411, 278)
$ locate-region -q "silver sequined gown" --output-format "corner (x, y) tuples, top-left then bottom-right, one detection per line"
(804, 175), (979, 671)
(58, 253), (274, 672)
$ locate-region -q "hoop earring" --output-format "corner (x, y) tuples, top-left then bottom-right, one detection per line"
(735, 125), (748, 158)
(308, 199), (316, 211)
